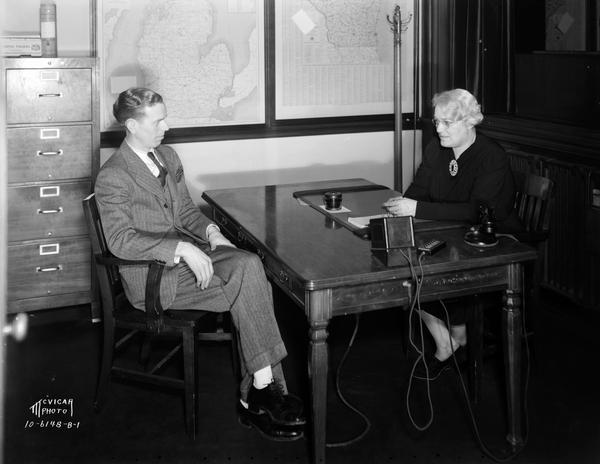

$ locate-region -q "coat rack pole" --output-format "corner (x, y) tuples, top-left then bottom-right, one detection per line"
(387, 6), (412, 192)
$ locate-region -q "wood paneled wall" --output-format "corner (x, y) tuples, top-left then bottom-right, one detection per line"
(481, 116), (600, 310)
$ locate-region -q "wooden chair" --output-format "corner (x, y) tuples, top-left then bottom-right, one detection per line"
(470, 172), (555, 401)
(513, 171), (554, 243)
(83, 193), (236, 440)
(511, 171), (554, 327)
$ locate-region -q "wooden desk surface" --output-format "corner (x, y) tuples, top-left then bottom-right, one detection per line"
(202, 178), (537, 291)
(202, 178), (537, 463)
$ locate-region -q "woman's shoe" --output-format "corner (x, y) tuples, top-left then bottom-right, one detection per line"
(413, 345), (466, 380)
(452, 345), (467, 365)
(413, 355), (451, 380)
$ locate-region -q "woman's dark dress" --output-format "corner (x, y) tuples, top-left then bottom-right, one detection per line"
(406, 132), (522, 323)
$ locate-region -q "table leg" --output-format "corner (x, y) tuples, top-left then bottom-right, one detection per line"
(502, 262), (524, 449)
(307, 290), (332, 464)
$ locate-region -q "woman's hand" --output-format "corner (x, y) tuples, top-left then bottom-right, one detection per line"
(382, 196), (417, 217)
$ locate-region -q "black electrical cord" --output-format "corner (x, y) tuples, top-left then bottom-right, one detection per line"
(404, 236), (530, 461)
(325, 248), (421, 447)
(439, 290), (530, 462)
(438, 234), (531, 461)
(324, 240), (531, 456)
(405, 251), (436, 430)
(325, 313), (372, 448)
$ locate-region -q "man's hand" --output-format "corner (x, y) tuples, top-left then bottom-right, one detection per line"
(382, 196), (417, 217)
(175, 242), (214, 289)
(208, 230), (236, 251)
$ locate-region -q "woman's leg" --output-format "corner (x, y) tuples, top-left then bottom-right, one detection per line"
(450, 324), (467, 346)
(419, 310), (465, 361)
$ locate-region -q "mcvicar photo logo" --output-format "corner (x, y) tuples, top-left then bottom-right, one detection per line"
(25, 397), (80, 430)
(29, 397), (74, 418)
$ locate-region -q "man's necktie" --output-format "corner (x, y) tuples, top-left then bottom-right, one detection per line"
(147, 152), (167, 187)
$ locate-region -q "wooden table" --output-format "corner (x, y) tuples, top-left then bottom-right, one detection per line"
(202, 178), (537, 463)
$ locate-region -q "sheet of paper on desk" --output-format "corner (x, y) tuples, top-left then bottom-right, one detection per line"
(347, 213), (389, 228)
(318, 205), (351, 214)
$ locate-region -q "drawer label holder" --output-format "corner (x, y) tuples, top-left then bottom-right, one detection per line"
(40, 128), (60, 139)
(39, 243), (59, 255)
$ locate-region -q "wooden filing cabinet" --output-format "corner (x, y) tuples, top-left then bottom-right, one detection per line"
(4, 57), (100, 314)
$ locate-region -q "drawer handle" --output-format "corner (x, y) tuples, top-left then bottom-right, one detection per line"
(37, 207), (63, 214)
(278, 269), (289, 283)
(37, 149), (63, 157)
(38, 93), (63, 98)
(36, 265), (62, 273)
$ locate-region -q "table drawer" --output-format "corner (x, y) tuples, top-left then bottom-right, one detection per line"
(260, 250), (303, 295)
(212, 209), (238, 240)
(6, 68), (92, 124)
(7, 238), (91, 301)
(7, 181), (91, 241)
(213, 208), (304, 299)
(7, 125), (92, 182)
(419, 267), (509, 299)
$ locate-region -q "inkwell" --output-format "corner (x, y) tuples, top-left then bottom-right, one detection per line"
(323, 191), (342, 210)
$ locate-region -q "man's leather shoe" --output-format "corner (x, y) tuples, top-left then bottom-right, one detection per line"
(238, 403), (304, 442)
(247, 381), (306, 426)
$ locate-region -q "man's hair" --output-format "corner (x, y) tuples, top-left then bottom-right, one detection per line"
(432, 88), (484, 126)
(113, 87), (164, 125)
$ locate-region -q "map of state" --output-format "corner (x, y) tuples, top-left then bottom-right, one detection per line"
(275, 0), (413, 119)
(101, 0), (264, 130)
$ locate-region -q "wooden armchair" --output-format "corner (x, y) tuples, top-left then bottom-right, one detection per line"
(83, 193), (236, 440)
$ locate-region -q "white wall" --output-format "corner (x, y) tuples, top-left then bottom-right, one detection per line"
(4, 0), (91, 56)
(101, 130), (422, 204)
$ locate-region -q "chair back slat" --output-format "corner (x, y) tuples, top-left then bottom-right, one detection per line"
(83, 193), (125, 315)
(513, 172), (554, 235)
(83, 193), (107, 254)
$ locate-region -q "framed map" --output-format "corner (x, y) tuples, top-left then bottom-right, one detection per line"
(99, 0), (265, 131)
(274, 0), (414, 119)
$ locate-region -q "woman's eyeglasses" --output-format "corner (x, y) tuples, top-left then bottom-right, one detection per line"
(432, 118), (463, 129)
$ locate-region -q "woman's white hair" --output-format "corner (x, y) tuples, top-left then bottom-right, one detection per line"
(432, 88), (484, 126)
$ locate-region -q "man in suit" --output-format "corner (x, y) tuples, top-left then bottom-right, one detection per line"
(95, 87), (304, 440)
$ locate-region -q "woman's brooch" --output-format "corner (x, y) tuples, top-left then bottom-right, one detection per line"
(449, 159), (459, 177)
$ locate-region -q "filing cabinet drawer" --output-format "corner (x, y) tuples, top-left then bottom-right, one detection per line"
(7, 181), (91, 241)
(6, 68), (92, 124)
(7, 125), (92, 182)
(7, 238), (91, 301)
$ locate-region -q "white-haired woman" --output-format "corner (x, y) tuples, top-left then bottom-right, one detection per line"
(383, 88), (521, 380)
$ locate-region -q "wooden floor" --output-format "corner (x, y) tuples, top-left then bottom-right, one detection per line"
(4, 287), (600, 464)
